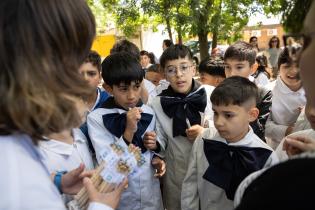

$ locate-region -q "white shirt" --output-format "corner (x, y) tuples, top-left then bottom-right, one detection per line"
(39, 128), (94, 173)
(254, 73), (270, 87)
(0, 134), (112, 210)
(155, 79), (170, 95)
(265, 77), (306, 149)
(144, 79), (157, 98)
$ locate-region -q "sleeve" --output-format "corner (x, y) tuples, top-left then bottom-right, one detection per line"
(154, 117), (167, 158)
(257, 87), (272, 130)
(88, 202), (113, 210)
(181, 138), (201, 210)
(87, 112), (128, 163)
(265, 114), (288, 143)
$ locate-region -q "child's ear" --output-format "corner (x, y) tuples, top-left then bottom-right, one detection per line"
(102, 82), (113, 94)
(248, 107), (259, 122)
(192, 64), (196, 76)
(249, 64), (256, 75)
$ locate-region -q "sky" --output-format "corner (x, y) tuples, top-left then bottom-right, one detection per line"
(247, 12), (282, 26)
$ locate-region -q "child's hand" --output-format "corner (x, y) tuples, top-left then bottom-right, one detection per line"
(283, 136), (315, 157)
(151, 156), (166, 178)
(285, 125), (295, 136)
(186, 125), (204, 142)
(85, 177), (128, 209)
(124, 108), (142, 142)
(144, 131), (157, 150)
(60, 163), (94, 195)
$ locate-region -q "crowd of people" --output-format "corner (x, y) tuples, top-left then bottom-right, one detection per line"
(1, 0), (315, 210)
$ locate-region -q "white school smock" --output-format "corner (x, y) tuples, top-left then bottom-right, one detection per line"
(265, 77), (306, 149)
(87, 103), (163, 210)
(39, 128), (94, 173)
(181, 126), (278, 210)
(275, 129), (315, 161)
(149, 84), (215, 210)
(0, 134), (112, 210)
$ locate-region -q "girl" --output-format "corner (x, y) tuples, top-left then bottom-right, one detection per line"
(252, 54), (270, 86)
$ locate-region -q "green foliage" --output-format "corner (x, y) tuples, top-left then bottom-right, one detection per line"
(258, 0), (313, 33)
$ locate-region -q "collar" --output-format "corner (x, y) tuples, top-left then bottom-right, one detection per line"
(40, 129), (85, 156)
(90, 87), (101, 111)
(276, 76), (305, 95)
(248, 75), (255, 82)
(210, 126), (255, 147)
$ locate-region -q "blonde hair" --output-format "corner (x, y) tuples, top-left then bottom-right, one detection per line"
(0, 0), (96, 142)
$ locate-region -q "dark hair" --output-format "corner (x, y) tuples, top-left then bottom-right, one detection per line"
(210, 76), (258, 106)
(0, 0), (95, 141)
(224, 41), (257, 66)
(277, 48), (299, 69)
(147, 64), (161, 73)
(148, 52), (156, 64)
(268, 36), (280, 48)
(140, 50), (149, 57)
(163, 39), (174, 48)
(101, 52), (144, 87)
(160, 44), (193, 68)
(249, 36), (258, 43)
(110, 39), (140, 62)
(199, 57), (226, 78)
(254, 55), (270, 79)
(84, 50), (102, 72)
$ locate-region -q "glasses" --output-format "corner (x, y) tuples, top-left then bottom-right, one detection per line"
(165, 64), (193, 77)
(271, 40), (278, 43)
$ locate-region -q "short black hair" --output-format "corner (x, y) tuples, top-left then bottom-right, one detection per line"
(110, 39), (140, 62)
(140, 50), (149, 56)
(160, 44), (193, 69)
(147, 64), (161, 73)
(210, 76), (258, 106)
(83, 50), (102, 72)
(163, 39), (173, 48)
(277, 47), (299, 69)
(249, 36), (258, 43)
(224, 41), (257, 66)
(199, 57), (226, 78)
(101, 52), (144, 87)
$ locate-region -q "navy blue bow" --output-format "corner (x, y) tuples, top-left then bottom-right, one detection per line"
(102, 112), (153, 153)
(202, 139), (272, 200)
(160, 88), (207, 137)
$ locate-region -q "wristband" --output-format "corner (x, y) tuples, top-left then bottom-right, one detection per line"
(54, 171), (67, 193)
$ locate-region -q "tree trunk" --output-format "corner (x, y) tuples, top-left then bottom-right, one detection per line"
(198, 32), (209, 61)
(166, 17), (173, 43)
(177, 26), (183, 44)
(212, 30), (218, 50)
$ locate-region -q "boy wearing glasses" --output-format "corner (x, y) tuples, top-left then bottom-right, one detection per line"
(149, 44), (215, 210)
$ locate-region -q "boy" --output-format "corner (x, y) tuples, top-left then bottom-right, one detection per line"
(265, 48), (306, 149)
(87, 52), (164, 210)
(224, 41), (272, 141)
(140, 50), (152, 70)
(79, 51), (109, 154)
(149, 44), (215, 210)
(181, 76), (278, 210)
(110, 40), (157, 102)
(199, 56), (226, 87)
(145, 64), (163, 86)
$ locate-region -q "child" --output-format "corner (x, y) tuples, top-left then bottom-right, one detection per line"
(87, 52), (164, 210)
(149, 44), (215, 210)
(265, 48), (306, 149)
(145, 64), (163, 86)
(199, 56), (226, 87)
(224, 41), (272, 141)
(110, 40), (157, 102)
(251, 54), (270, 86)
(79, 50), (109, 111)
(181, 76), (278, 210)
(140, 50), (152, 70)
(79, 51), (110, 154)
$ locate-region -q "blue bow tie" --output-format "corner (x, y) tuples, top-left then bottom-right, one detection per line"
(102, 112), (153, 153)
(160, 88), (207, 137)
(202, 139), (272, 200)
